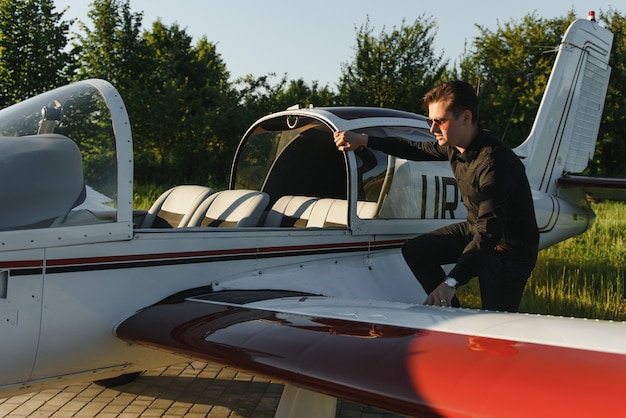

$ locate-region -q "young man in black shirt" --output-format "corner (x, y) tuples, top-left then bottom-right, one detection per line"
(334, 80), (539, 312)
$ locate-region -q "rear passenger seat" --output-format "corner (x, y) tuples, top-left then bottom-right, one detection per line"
(189, 189), (269, 227)
(265, 195), (377, 228)
(307, 198), (377, 227)
(264, 195), (319, 227)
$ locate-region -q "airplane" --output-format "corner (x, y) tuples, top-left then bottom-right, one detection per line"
(0, 13), (624, 418)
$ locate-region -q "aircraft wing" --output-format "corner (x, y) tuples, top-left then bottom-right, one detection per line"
(558, 175), (626, 202)
(116, 289), (626, 418)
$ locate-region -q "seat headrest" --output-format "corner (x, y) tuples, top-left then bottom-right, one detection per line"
(0, 134), (84, 230)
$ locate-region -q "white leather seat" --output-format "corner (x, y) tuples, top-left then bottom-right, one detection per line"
(264, 195), (319, 227)
(139, 185), (215, 228)
(0, 134), (85, 230)
(307, 199), (378, 228)
(188, 189), (269, 227)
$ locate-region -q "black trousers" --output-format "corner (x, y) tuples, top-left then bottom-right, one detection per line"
(401, 221), (538, 312)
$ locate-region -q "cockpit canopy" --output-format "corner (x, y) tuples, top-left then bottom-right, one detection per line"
(0, 80), (128, 238)
(233, 107), (465, 224)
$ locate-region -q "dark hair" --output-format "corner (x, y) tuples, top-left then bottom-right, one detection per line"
(422, 80), (479, 124)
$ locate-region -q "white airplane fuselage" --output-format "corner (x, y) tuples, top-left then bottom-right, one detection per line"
(0, 138), (593, 396)
(0, 188), (592, 396)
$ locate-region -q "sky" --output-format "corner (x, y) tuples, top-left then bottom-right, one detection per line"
(53, 0), (620, 87)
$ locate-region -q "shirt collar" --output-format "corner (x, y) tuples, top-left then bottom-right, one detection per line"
(454, 127), (486, 163)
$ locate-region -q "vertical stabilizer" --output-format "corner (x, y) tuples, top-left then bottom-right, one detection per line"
(514, 17), (613, 195)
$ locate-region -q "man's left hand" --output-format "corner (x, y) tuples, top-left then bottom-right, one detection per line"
(425, 282), (456, 307)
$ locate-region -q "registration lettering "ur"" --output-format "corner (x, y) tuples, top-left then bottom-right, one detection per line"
(420, 175), (459, 219)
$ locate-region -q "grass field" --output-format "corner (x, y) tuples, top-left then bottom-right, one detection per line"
(136, 185), (625, 321)
(458, 201), (626, 321)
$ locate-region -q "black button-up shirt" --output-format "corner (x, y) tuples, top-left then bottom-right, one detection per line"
(368, 128), (539, 284)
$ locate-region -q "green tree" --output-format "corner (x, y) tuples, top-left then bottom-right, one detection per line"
(0, 0), (74, 106)
(75, 2), (239, 187)
(275, 78), (339, 109)
(138, 21), (238, 186)
(71, 0), (146, 192)
(235, 74), (291, 122)
(235, 74), (339, 122)
(458, 13), (574, 147)
(338, 16), (448, 113)
(590, 9), (626, 177)
(74, 0), (145, 87)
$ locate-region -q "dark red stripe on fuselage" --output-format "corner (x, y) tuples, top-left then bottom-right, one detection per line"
(116, 294), (626, 417)
(20, 239), (403, 274)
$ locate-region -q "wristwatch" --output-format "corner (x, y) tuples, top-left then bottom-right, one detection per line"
(443, 277), (459, 288)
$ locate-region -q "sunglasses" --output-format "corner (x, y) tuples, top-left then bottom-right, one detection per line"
(427, 109), (467, 128)
(426, 118), (451, 128)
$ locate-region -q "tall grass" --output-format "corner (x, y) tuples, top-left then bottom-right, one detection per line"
(133, 182), (174, 210)
(133, 181), (225, 210)
(458, 201), (626, 321)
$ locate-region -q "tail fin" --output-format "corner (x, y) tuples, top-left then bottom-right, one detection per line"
(514, 16), (614, 195)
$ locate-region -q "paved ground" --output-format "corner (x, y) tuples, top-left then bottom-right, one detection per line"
(0, 362), (405, 417)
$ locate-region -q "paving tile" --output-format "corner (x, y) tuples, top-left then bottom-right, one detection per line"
(0, 362), (404, 417)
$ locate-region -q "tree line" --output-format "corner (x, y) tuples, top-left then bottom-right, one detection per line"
(0, 0), (624, 188)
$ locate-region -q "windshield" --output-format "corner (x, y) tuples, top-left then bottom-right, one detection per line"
(0, 81), (119, 230)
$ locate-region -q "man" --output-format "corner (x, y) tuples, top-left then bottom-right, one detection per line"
(334, 80), (539, 312)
